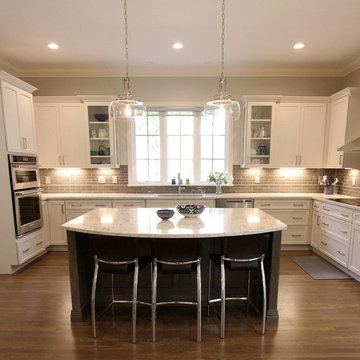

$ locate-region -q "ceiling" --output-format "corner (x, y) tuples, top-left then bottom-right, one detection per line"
(1, 0), (360, 77)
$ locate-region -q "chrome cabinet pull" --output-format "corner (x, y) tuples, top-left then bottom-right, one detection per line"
(292, 216), (303, 220)
(61, 204), (64, 214)
(322, 222), (329, 226)
(291, 234), (301, 238)
(339, 154), (343, 165)
(323, 207), (330, 212)
(341, 213), (349, 218)
(95, 204), (105, 207)
(36, 241), (43, 246)
(337, 250), (345, 256)
(71, 204), (82, 207)
(293, 203), (304, 207)
(260, 203), (271, 207)
(340, 230), (348, 234)
(317, 215), (320, 226)
(321, 241), (327, 246)
(22, 248), (30, 253)
(295, 156), (298, 165)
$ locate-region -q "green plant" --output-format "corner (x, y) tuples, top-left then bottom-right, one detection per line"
(208, 171), (233, 186)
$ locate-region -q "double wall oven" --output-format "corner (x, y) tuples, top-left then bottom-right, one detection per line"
(9, 154), (43, 237)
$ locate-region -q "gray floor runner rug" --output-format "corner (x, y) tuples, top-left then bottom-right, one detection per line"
(291, 256), (352, 280)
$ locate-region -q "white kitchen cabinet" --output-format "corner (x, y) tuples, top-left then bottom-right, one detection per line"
(310, 210), (321, 249)
(42, 200), (50, 247)
(113, 199), (146, 208)
(271, 103), (326, 167)
(65, 199), (112, 221)
(34, 102), (88, 167)
(48, 200), (67, 246)
(254, 199), (310, 245)
(16, 229), (46, 264)
(326, 95), (349, 168)
(1, 80), (37, 154)
(349, 223), (360, 276)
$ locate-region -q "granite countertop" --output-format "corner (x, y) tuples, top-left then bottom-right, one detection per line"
(43, 192), (356, 201)
(62, 207), (287, 238)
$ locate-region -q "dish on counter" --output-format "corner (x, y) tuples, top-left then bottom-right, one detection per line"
(176, 204), (206, 217)
(156, 209), (175, 220)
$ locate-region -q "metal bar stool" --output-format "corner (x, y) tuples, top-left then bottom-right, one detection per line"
(207, 233), (270, 338)
(151, 237), (202, 342)
(90, 236), (150, 343)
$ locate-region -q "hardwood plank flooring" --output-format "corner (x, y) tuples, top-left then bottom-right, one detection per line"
(1, 251), (360, 360)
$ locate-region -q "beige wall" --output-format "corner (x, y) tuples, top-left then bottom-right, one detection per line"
(343, 67), (360, 87)
(22, 76), (343, 100)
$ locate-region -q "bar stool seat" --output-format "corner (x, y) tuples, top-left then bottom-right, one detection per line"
(151, 237), (202, 342)
(90, 236), (151, 343)
(207, 233), (270, 338)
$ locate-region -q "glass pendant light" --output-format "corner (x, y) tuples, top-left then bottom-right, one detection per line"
(204, 0), (240, 121)
(110, 0), (146, 120)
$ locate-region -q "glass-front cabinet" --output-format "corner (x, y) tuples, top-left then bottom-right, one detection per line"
(244, 101), (276, 167)
(85, 103), (115, 167)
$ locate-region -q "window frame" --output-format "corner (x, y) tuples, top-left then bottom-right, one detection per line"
(127, 106), (233, 186)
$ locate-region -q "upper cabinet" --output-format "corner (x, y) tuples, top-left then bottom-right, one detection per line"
(0, 74), (37, 155)
(85, 102), (115, 167)
(272, 102), (327, 167)
(34, 101), (88, 167)
(326, 94), (349, 168)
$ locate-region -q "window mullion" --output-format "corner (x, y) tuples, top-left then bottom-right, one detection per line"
(194, 115), (201, 183)
(160, 114), (167, 183)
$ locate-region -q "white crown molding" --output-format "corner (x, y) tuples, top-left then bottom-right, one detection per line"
(0, 70), (37, 93)
(340, 55), (360, 76)
(17, 65), (347, 78)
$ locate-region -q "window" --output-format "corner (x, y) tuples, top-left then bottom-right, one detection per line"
(129, 107), (231, 185)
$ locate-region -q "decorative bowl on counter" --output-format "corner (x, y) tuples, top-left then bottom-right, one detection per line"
(156, 209), (175, 220)
(94, 113), (109, 122)
(176, 204), (206, 218)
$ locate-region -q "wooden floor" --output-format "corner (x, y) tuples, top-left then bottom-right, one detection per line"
(1, 251), (360, 360)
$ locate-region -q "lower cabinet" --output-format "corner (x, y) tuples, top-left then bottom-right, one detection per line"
(48, 200), (67, 246)
(16, 229), (46, 264)
(318, 231), (349, 268)
(254, 199), (310, 245)
(146, 199), (215, 208)
(113, 199), (146, 208)
(310, 210), (321, 249)
(349, 224), (360, 276)
(65, 200), (112, 221)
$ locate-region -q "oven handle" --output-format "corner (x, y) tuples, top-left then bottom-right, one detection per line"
(11, 164), (40, 169)
(15, 189), (42, 196)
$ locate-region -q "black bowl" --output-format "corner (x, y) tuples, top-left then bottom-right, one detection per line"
(156, 209), (175, 220)
(94, 113), (109, 122)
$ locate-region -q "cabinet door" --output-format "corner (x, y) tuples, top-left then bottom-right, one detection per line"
(326, 96), (349, 168)
(59, 104), (88, 167)
(271, 103), (301, 167)
(310, 211), (321, 249)
(299, 104), (326, 167)
(1, 81), (22, 153)
(349, 224), (360, 276)
(18, 90), (36, 154)
(42, 200), (50, 247)
(48, 201), (67, 245)
(66, 209), (88, 222)
(34, 103), (61, 167)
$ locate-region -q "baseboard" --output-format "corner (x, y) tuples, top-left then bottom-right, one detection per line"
(47, 245), (68, 251)
(281, 245), (312, 251)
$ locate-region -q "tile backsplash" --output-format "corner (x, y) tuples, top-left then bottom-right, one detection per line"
(39, 166), (359, 196)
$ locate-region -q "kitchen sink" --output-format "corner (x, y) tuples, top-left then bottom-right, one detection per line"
(156, 194), (205, 197)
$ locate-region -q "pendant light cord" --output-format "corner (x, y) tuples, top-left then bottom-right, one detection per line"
(124, 0), (129, 79)
(221, 0), (225, 79)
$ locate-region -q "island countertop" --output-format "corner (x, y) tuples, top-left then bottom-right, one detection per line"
(62, 207), (287, 238)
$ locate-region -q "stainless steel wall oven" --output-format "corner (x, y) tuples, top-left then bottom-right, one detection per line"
(8, 155), (43, 237)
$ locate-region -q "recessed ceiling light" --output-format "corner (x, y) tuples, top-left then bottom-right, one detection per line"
(48, 43), (59, 50)
(172, 42), (183, 49)
(293, 42), (305, 49)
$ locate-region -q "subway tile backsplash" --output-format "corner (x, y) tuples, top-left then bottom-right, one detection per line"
(39, 166), (359, 196)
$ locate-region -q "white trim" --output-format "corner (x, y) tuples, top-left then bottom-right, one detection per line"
(0, 70), (37, 93)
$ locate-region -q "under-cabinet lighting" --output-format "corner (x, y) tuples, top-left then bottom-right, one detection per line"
(293, 42), (305, 49)
(56, 168), (82, 176)
(278, 168), (305, 177)
(172, 42), (183, 49)
(249, 168), (261, 175)
(48, 43), (59, 50)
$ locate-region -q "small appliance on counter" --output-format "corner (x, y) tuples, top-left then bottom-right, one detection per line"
(8, 154), (43, 237)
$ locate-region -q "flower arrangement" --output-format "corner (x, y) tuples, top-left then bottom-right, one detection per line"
(208, 171), (233, 194)
(319, 175), (339, 195)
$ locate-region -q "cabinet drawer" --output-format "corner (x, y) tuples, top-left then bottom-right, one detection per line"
(320, 214), (351, 242)
(113, 199), (146, 208)
(17, 230), (46, 264)
(321, 203), (352, 222)
(313, 201), (322, 212)
(318, 232), (349, 267)
(254, 199), (310, 210)
(264, 209), (309, 226)
(66, 200), (112, 210)
(282, 226), (309, 244)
